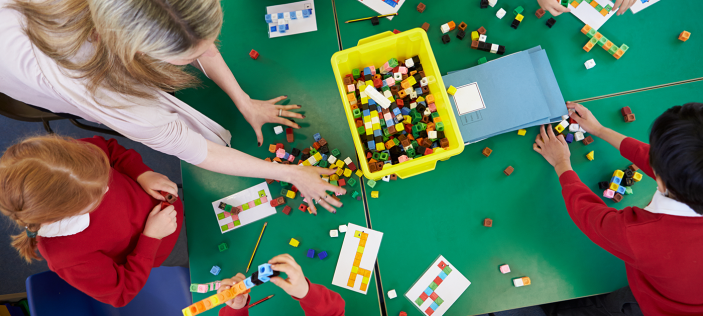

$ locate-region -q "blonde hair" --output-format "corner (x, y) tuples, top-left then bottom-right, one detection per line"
(0, 135), (111, 262)
(8, 0), (223, 100)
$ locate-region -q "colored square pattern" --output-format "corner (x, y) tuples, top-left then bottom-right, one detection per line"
(347, 230), (371, 292)
(414, 260), (451, 313)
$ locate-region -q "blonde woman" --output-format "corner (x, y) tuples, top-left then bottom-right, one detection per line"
(0, 0), (344, 213)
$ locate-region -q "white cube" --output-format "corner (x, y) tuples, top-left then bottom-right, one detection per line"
(296, 10), (304, 19)
(410, 102), (417, 109)
(371, 117), (380, 124)
(420, 78), (429, 86)
(387, 289), (397, 299)
(569, 123), (580, 132)
(479, 34), (487, 42)
(383, 90), (392, 99)
(424, 108), (432, 116)
(339, 225), (347, 233)
(559, 119), (569, 128)
(405, 58), (414, 68)
(488, 0), (498, 7)
(274, 126), (284, 134)
(428, 130), (437, 139)
(579, 127), (586, 133)
(404, 87), (413, 95)
(441, 23), (451, 34)
(283, 12), (291, 21)
(513, 278), (524, 287)
(574, 131), (585, 142)
(490, 44), (499, 54)
(562, 114), (570, 120)
(394, 73), (402, 81)
(496, 8), (506, 19)
(330, 229), (338, 237)
(344, 157), (353, 165)
(382, 175), (391, 182)
(328, 155), (337, 164)
(585, 59), (596, 69)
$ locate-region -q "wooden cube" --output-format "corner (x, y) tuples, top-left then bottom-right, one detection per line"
(482, 147), (492, 157)
(504, 166), (514, 176)
(583, 136), (594, 145)
(483, 218), (493, 227)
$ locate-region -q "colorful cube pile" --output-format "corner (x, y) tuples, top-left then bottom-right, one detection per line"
(600, 165), (642, 202)
(342, 56), (451, 174)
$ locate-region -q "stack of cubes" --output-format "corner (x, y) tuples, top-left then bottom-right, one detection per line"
(581, 25), (628, 59)
(602, 168), (642, 202)
(470, 27), (506, 55)
(264, 9), (312, 34)
(343, 56), (451, 174)
(511, 6), (524, 29)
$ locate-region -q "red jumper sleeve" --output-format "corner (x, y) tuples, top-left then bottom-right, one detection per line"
(619, 137), (655, 179)
(80, 136), (153, 181)
(218, 296), (251, 316)
(53, 234), (162, 307)
(559, 171), (637, 265)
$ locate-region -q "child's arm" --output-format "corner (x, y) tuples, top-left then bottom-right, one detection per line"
(294, 279), (345, 316)
(80, 136), (152, 181)
(619, 138), (655, 179)
(217, 274), (250, 316)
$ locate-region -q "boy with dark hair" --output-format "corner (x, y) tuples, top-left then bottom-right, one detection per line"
(534, 102), (703, 316)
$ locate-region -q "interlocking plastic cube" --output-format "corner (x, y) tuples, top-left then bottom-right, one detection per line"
(513, 277), (524, 287)
(307, 249), (316, 258)
(330, 229), (339, 237)
(259, 263), (274, 278)
(388, 289), (397, 299)
(603, 189), (615, 199)
(517, 129), (526, 136)
(500, 264), (511, 274)
(318, 251), (328, 260)
(210, 265), (221, 276)
(446, 85), (457, 95)
(289, 238), (300, 247)
(339, 225), (348, 233)
(496, 8), (506, 19)
(218, 243), (228, 252)
(371, 191), (379, 198)
(584, 59), (596, 69)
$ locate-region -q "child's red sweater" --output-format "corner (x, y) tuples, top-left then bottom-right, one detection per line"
(559, 137), (703, 315)
(36, 136), (183, 307)
(219, 278), (345, 316)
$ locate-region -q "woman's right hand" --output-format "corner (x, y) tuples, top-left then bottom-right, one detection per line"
(143, 204), (177, 239)
(289, 166), (346, 215)
(566, 102), (605, 136)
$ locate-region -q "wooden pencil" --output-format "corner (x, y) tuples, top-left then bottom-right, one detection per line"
(345, 13), (398, 23)
(246, 222), (267, 273)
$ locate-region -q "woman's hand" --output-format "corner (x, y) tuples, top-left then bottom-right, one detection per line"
(537, 0), (570, 16)
(235, 95), (304, 147)
(217, 273), (249, 310)
(269, 254), (310, 299)
(566, 102), (605, 136)
(289, 166), (346, 215)
(613, 0), (636, 15)
(533, 124), (573, 176)
(136, 171), (178, 201)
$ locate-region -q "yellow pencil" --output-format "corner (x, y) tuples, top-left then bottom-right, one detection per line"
(345, 13), (398, 23)
(246, 222), (267, 273)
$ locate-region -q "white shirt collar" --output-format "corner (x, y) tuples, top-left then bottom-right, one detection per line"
(37, 213), (91, 237)
(644, 190), (702, 217)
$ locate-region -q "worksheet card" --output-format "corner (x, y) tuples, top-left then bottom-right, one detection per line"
(405, 255), (471, 316)
(267, 0), (317, 38)
(331, 223), (383, 294)
(211, 182), (276, 234)
(569, 0), (618, 30)
(630, 0), (660, 14)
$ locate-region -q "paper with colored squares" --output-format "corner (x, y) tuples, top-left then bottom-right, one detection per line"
(569, 0), (618, 30)
(405, 255), (470, 316)
(210, 182), (276, 234)
(331, 223), (383, 294)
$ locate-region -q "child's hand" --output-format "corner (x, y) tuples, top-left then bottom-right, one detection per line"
(537, 0), (570, 16)
(269, 254), (310, 299)
(567, 102), (605, 136)
(143, 204), (177, 239)
(613, 0), (637, 15)
(136, 171), (178, 201)
(218, 274), (249, 310)
(290, 166), (345, 215)
(533, 125), (573, 176)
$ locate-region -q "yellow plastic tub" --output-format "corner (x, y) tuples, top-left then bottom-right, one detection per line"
(331, 29), (464, 180)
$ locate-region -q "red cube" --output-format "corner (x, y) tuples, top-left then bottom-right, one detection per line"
(249, 49), (259, 60)
(338, 179), (346, 187)
(298, 204), (308, 212)
(270, 199), (279, 207)
(282, 206), (292, 215)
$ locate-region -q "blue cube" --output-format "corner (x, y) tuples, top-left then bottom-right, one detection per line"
(401, 107), (411, 115)
(364, 67), (371, 75)
(318, 251), (328, 260)
(289, 11), (297, 20)
(244, 277), (255, 289)
(303, 9), (311, 18)
(270, 26), (277, 32)
(210, 265), (221, 276)
(307, 249), (315, 258)
(611, 176), (622, 185)
(392, 107), (401, 115)
(363, 109), (370, 116)
(386, 119), (394, 127)
(313, 133), (321, 142)
(369, 99), (377, 106)
(283, 153), (290, 160)
(367, 140), (375, 149)
(279, 25), (285, 33)
(265, 14), (273, 23)
(373, 130), (382, 137)
(278, 13), (284, 19)
(415, 88), (423, 95)
(565, 133), (574, 143)
(617, 185), (626, 195)
(258, 263), (274, 277)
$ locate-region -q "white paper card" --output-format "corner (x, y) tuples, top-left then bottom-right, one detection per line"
(331, 223), (383, 294)
(405, 255), (471, 316)
(211, 182), (276, 234)
(630, 0), (660, 14)
(453, 83), (486, 116)
(267, 0), (317, 38)
(569, 0), (618, 30)
(355, 0), (406, 20)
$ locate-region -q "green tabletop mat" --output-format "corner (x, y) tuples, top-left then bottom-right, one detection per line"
(176, 1), (380, 315)
(334, 0), (703, 102)
(366, 81), (703, 316)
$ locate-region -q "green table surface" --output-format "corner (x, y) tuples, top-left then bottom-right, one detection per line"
(176, 1), (381, 315)
(364, 80), (703, 316)
(334, 0), (703, 102)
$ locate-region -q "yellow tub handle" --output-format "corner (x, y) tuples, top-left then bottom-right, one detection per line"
(357, 31), (396, 46)
(393, 160), (439, 179)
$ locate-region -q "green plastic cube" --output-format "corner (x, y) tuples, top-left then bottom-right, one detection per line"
(221, 224), (228, 232)
(281, 181), (290, 188)
(353, 108), (362, 118)
(598, 36), (608, 46)
(217, 212), (225, 220)
(560, 0), (568, 7)
(513, 6), (523, 15)
(436, 122), (445, 131)
(348, 178), (357, 187)
(429, 282), (438, 290)
(608, 45), (618, 54)
(254, 198), (262, 206)
(233, 220), (241, 226)
(190, 284), (199, 292)
(406, 147), (416, 156)
(242, 203), (250, 211)
(380, 152), (389, 160)
(319, 160), (329, 168)
(331, 180), (338, 187)
(388, 58), (399, 68)
(258, 190), (266, 197)
(332, 148), (341, 157)
(574, 0), (583, 3)
(352, 69), (360, 79)
(309, 148), (318, 155)
(367, 179), (376, 188)
(218, 243), (228, 252)
(352, 191), (360, 199)
(281, 188), (288, 196)
(620, 44), (629, 52)
(372, 152), (381, 160)
(605, 4), (612, 11)
(225, 204), (233, 212)
(443, 266), (452, 275)
(357, 126), (365, 135)
(587, 29), (596, 38)
(625, 187), (633, 195)
(589, 37), (598, 44)
(477, 57), (487, 65)
(435, 297), (444, 305)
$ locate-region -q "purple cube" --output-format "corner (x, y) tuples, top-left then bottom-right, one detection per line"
(307, 249), (315, 258)
(318, 251), (328, 260)
(565, 133), (574, 143)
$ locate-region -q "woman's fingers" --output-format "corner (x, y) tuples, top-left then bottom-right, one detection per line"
(279, 110), (305, 120)
(275, 117), (301, 129)
(268, 95), (288, 103)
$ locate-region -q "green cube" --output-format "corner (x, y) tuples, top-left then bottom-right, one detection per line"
(281, 188), (288, 196)
(415, 297), (424, 306)
(380, 152), (389, 160)
(560, 0), (568, 7)
(352, 69), (360, 79)
(513, 6), (523, 15)
(605, 4), (612, 11)
(373, 152), (381, 160)
(367, 179), (376, 188)
(332, 148), (341, 157)
(574, 0), (583, 3)
(443, 266), (452, 275)
(379, 119), (386, 127)
(221, 224), (228, 232)
(190, 284), (198, 292)
(392, 138), (400, 146)
(589, 37), (598, 44)
(431, 112), (440, 119)
(352, 191), (360, 199)
(309, 148), (318, 155)
(233, 220), (241, 226)
(353, 108), (362, 118)
(319, 160), (329, 168)
(331, 180), (338, 187)
(225, 204), (233, 212)
(357, 126), (365, 135)
(477, 57), (487, 65)
(412, 140), (419, 149)
(217, 212), (226, 220)
(608, 45), (618, 54)
(587, 29), (596, 38)
(625, 187), (633, 195)
(218, 243), (228, 252)
(429, 282), (438, 290)
(258, 190), (266, 197)
(436, 122), (445, 132)
(598, 36), (608, 46)
(620, 44), (629, 52)
(595, 4), (602, 11)
(388, 58), (399, 68)
(242, 203), (249, 211)
(254, 198), (262, 206)
(348, 178), (357, 187)
(435, 297), (444, 305)
(406, 147), (415, 156)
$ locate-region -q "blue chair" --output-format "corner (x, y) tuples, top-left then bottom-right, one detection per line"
(26, 266), (192, 316)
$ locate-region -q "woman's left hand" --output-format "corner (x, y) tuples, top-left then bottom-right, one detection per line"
(235, 95), (304, 147)
(136, 171), (178, 201)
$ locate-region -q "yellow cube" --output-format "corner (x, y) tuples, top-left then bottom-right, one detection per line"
(516, 13), (524, 22)
(371, 191), (379, 198)
(356, 170), (364, 178)
(361, 97), (369, 104)
(586, 151), (595, 161)
(209, 295), (220, 305)
(447, 85), (457, 95)
(372, 123), (381, 130)
(313, 152), (322, 161)
(336, 167), (344, 176)
(633, 172), (642, 182)
(354, 230), (362, 238)
(330, 174), (339, 181)
(370, 110), (378, 117)
(286, 190), (296, 199)
(363, 116), (371, 123)
(613, 170), (624, 178)
(376, 143), (385, 151)
(517, 129), (527, 136)
(609, 182), (619, 191)
(416, 96), (425, 102)
(471, 31), (479, 41)
(289, 238), (300, 247)
(302, 160), (311, 166)
(395, 123), (404, 132)
(555, 124), (565, 133)
(344, 168), (353, 177)
(182, 308), (193, 316)
(407, 76), (417, 86)
(336, 160), (345, 168)
(362, 276), (370, 284)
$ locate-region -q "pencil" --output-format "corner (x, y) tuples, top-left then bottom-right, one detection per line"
(345, 13), (398, 23)
(246, 294), (274, 309)
(246, 222), (267, 273)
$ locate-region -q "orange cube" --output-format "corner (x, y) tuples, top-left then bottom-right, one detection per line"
(447, 21), (456, 31)
(571, 0), (580, 7)
(613, 49), (624, 59)
(426, 94), (435, 103)
(593, 32), (603, 41)
(583, 42), (594, 52)
(522, 276), (531, 285)
(679, 31), (690, 42)
(581, 25), (592, 35)
(603, 40), (613, 51)
(600, 8), (608, 16)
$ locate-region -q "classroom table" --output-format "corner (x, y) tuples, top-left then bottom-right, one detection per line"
(176, 1), (382, 315)
(334, 0), (703, 102)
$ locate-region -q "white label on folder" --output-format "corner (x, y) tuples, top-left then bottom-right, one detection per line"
(453, 83), (486, 115)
